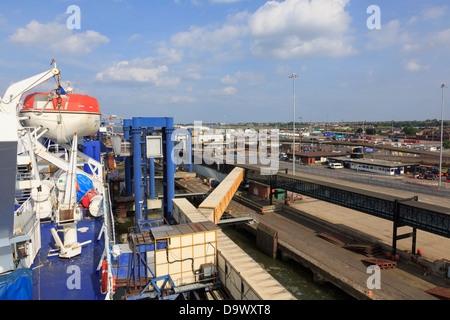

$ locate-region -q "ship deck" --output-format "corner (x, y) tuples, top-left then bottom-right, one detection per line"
(32, 218), (106, 300)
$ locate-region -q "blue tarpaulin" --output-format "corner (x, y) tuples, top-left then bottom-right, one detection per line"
(76, 174), (93, 201)
(0, 268), (32, 300)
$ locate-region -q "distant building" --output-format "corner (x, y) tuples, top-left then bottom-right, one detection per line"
(288, 151), (344, 165)
(281, 143), (301, 154)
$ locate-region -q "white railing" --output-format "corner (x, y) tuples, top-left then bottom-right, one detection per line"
(99, 182), (116, 300)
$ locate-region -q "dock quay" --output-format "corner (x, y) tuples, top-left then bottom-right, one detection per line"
(239, 205), (443, 300)
(179, 165), (450, 300)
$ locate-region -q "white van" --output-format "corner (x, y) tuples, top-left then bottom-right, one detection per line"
(328, 162), (344, 169)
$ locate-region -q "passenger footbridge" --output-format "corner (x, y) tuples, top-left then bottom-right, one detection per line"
(234, 164), (450, 255)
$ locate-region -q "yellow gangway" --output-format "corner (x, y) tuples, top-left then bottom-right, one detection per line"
(198, 167), (244, 224)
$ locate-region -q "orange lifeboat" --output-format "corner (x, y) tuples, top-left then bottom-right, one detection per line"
(20, 92), (101, 144)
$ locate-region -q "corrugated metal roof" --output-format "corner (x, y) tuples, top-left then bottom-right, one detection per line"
(217, 231), (295, 300)
(173, 198), (210, 223)
(173, 198), (201, 214)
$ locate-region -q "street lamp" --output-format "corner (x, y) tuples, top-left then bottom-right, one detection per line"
(289, 73), (299, 175)
(439, 84), (447, 187)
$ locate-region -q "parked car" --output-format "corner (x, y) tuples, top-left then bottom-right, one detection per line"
(328, 162), (344, 169)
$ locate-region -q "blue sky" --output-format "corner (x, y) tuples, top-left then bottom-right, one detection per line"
(1, 0), (450, 124)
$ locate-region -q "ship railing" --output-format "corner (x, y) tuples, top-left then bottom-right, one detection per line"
(103, 183), (116, 246)
(94, 180), (116, 299)
(13, 197), (34, 230)
(100, 182), (116, 300)
(15, 189), (31, 206)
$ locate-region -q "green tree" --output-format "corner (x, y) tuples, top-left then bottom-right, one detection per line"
(365, 128), (376, 135)
(402, 127), (419, 136)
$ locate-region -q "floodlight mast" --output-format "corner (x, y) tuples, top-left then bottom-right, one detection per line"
(289, 73), (299, 175)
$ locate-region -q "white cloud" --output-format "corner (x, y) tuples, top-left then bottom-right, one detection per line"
(9, 20), (109, 55)
(186, 72), (202, 80)
(171, 95), (196, 103)
(210, 86), (237, 95)
(422, 6), (447, 21)
(221, 71), (263, 86)
(429, 28), (450, 47)
(0, 14), (6, 26)
(210, 0), (242, 3)
(248, 0), (356, 59)
(128, 33), (140, 42)
(170, 0), (356, 61)
(156, 46), (184, 64)
(406, 16), (419, 26)
(171, 23), (247, 53)
(404, 59), (421, 71)
(95, 57), (180, 86)
(365, 20), (411, 51)
(402, 43), (420, 52)
(221, 74), (238, 85)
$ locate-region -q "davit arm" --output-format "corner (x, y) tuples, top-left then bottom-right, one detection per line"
(0, 64), (60, 115)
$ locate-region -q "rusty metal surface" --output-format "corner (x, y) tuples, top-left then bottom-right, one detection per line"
(317, 232), (349, 247)
(317, 232), (382, 256)
(425, 287), (450, 299)
(362, 258), (397, 269)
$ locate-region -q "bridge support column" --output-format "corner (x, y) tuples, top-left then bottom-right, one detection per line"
(392, 196), (418, 257)
(313, 272), (327, 285)
(269, 175), (274, 205)
(256, 223), (278, 258)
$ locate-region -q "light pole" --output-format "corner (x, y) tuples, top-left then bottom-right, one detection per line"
(299, 116), (302, 151)
(439, 84), (447, 187)
(289, 73), (299, 175)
